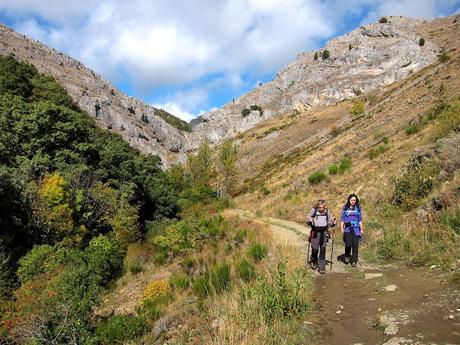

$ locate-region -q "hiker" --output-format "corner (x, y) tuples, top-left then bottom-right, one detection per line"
(340, 193), (364, 267)
(307, 200), (336, 274)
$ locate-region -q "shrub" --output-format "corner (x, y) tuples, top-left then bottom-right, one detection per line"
(234, 228), (246, 244)
(308, 171), (327, 185)
(247, 243), (267, 262)
(141, 280), (171, 305)
(439, 208), (460, 235)
(210, 263), (231, 293)
(17, 245), (57, 284)
(193, 275), (211, 298)
(434, 102), (460, 138)
(313, 52), (318, 61)
(328, 164), (338, 175)
(95, 315), (146, 345)
(85, 235), (123, 285)
(127, 259), (144, 274)
(250, 104), (263, 115)
(393, 158), (440, 210)
(236, 258), (256, 282)
(321, 50), (330, 60)
(368, 145), (388, 159)
(438, 50), (450, 63)
(245, 260), (310, 322)
(419, 37), (425, 46)
(405, 124), (419, 135)
(241, 108), (251, 117)
(338, 157), (352, 174)
(170, 272), (191, 290)
(350, 100), (365, 116)
(382, 137), (389, 145)
(379, 17), (388, 23)
(259, 185), (270, 195)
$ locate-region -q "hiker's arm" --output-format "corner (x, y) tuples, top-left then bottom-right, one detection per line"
(306, 208), (315, 225)
(340, 221), (345, 233)
(359, 209), (364, 234)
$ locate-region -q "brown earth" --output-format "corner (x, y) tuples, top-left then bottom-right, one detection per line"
(234, 210), (460, 345)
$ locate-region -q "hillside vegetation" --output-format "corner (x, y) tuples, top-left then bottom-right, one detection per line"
(233, 15), (460, 276)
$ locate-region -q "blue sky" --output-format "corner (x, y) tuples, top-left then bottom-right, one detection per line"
(0, 0), (459, 121)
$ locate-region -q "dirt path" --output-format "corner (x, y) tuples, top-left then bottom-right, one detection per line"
(233, 209), (460, 345)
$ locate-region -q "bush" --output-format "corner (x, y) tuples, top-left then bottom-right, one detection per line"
(85, 235), (123, 285)
(17, 245), (56, 284)
(141, 280), (171, 305)
(210, 263), (231, 293)
(95, 315), (146, 345)
(127, 259), (144, 274)
(338, 157), (352, 174)
(308, 171), (327, 185)
(405, 123), (419, 135)
(250, 104), (263, 115)
(241, 108), (251, 117)
(434, 102), (460, 138)
(234, 228), (246, 244)
(313, 52), (318, 61)
(193, 275), (211, 298)
(236, 258), (256, 282)
(382, 137), (389, 145)
(419, 38), (425, 46)
(379, 17), (388, 23)
(368, 145), (388, 159)
(328, 164), (338, 175)
(247, 243), (267, 262)
(438, 50), (450, 63)
(393, 158), (440, 210)
(321, 50), (330, 60)
(439, 208), (460, 235)
(350, 100), (365, 116)
(170, 272), (191, 290)
(245, 260), (310, 322)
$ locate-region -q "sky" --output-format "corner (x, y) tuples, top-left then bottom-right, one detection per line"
(0, 0), (459, 122)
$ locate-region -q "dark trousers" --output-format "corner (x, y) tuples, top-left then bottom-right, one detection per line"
(311, 231), (327, 269)
(344, 231), (360, 263)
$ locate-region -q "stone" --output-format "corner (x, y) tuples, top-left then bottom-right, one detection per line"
(448, 315), (455, 320)
(153, 316), (171, 340)
(336, 310), (343, 315)
(384, 323), (399, 335)
(384, 284), (398, 292)
(382, 337), (412, 345)
(365, 273), (383, 280)
(212, 318), (225, 329)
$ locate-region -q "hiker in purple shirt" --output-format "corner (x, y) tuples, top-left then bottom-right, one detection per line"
(340, 194), (364, 267)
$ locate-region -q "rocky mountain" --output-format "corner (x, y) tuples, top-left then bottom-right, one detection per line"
(0, 24), (187, 167)
(0, 16), (442, 165)
(192, 16), (439, 147)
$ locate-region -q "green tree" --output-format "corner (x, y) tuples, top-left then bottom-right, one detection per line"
(218, 140), (238, 196)
(187, 138), (213, 188)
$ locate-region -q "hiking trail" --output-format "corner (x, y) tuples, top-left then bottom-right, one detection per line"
(232, 209), (460, 345)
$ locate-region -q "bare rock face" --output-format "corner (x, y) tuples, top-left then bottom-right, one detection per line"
(0, 16), (440, 165)
(0, 24), (186, 167)
(190, 16), (438, 149)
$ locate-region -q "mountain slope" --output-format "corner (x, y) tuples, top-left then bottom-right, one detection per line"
(232, 14), (460, 223)
(192, 16), (439, 147)
(0, 24), (187, 166)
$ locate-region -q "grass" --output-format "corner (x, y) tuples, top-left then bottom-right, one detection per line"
(308, 171), (327, 184)
(338, 157), (352, 174)
(236, 258), (256, 282)
(350, 100), (365, 116)
(210, 263), (231, 293)
(247, 243), (268, 262)
(328, 164), (338, 175)
(368, 144), (389, 159)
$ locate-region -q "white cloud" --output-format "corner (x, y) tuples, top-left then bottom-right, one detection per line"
(153, 102), (195, 122)
(1, 0), (459, 115)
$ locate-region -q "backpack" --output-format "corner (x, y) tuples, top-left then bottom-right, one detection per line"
(309, 207), (329, 232)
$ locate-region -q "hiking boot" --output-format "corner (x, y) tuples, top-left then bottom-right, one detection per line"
(318, 267), (326, 274)
(344, 256), (350, 264)
(310, 261), (318, 270)
(351, 261), (357, 267)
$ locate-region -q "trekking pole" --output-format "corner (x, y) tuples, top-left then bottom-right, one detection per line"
(330, 218), (336, 271)
(306, 221), (311, 265)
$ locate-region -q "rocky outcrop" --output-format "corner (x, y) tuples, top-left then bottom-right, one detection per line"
(190, 16), (439, 148)
(0, 24), (187, 167)
(0, 16), (441, 165)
